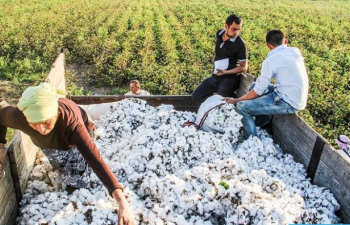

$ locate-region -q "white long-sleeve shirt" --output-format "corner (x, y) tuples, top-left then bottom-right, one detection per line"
(254, 44), (309, 110)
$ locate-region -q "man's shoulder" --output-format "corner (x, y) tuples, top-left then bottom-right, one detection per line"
(216, 29), (224, 34)
(271, 46), (303, 59)
(235, 36), (246, 46)
(216, 29), (224, 37)
(140, 90), (150, 96)
(288, 46), (302, 54)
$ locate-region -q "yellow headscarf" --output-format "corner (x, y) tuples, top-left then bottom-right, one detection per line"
(17, 83), (67, 123)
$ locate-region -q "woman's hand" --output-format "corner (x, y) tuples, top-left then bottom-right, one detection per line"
(0, 143), (6, 175)
(112, 189), (135, 225)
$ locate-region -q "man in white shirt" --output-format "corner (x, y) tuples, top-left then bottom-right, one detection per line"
(225, 30), (309, 138)
(125, 80), (150, 96)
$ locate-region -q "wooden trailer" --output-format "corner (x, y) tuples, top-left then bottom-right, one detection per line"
(1, 51), (349, 225)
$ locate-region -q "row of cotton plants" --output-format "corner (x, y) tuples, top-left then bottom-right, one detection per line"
(16, 99), (340, 225)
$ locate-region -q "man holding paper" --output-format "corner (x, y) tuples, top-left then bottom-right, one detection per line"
(192, 14), (248, 102)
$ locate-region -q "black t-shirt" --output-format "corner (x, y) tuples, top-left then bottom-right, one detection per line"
(214, 29), (248, 72)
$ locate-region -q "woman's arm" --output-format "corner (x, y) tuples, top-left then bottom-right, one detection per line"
(62, 99), (135, 224)
(112, 189), (135, 225)
(71, 125), (135, 224)
(0, 106), (25, 144)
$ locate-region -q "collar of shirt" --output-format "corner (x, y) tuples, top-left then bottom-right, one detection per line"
(267, 44), (287, 57)
(219, 29), (237, 43)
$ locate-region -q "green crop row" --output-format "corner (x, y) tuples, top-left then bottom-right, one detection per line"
(0, 0), (349, 145)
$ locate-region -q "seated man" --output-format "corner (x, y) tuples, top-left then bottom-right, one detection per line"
(192, 14), (248, 103)
(226, 29), (309, 138)
(125, 80), (150, 96)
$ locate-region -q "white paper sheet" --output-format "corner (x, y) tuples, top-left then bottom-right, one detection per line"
(213, 58), (229, 74)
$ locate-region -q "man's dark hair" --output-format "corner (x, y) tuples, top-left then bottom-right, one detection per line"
(266, 30), (285, 47)
(225, 14), (242, 26)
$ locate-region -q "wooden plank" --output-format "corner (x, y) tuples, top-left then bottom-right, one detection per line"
(321, 144), (350, 184)
(17, 133), (38, 193)
(9, 131), (39, 193)
(314, 144), (350, 211)
(0, 191), (17, 225)
(314, 161), (350, 223)
(236, 73), (255, 97)
(273, 129), (311, 165)
(272, 114), (316, 167)
(8, 143), (22, 204)
(45, 48), (66, 91)
(338, 210), (350, 224)
(0, 152), (18, 225)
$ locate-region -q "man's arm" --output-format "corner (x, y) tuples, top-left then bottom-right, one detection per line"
(216, 61), (248, 76)
(225, 59), (273, 104)
(225, 89), (259, 104)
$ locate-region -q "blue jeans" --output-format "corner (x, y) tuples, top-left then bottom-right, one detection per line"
(236, 83), (298, 138)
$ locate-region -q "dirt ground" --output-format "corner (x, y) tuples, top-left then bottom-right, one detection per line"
(66, 63), (125, 95)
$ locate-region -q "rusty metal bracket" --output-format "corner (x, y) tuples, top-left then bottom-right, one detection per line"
(306, 136), (326, 182)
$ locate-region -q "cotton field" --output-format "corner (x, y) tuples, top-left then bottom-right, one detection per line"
(16, 99), (340, 225)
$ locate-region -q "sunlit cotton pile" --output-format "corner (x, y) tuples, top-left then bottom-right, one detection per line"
(16, 98), (340, 225)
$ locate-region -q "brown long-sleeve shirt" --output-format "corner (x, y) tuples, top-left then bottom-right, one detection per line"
(0, 98), (122, 195)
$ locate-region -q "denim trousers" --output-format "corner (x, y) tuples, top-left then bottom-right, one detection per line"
(236, 83), (298, 138)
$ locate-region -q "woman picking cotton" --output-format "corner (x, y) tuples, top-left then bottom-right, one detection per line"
(0, 83), (135, 225)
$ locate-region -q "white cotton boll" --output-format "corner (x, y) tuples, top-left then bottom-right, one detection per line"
(55, 219), (69, 225)
(204, 185), (217, 201)
(94, 127), (106, 139)
(31, 170), (44, 180)
(149, 218), (164, 225)
(38, 218), (49, 224)
(107, 211), (118, 222)
(87, 194), (97, 204)
(91, 218), (105, 225)
(147, 210), (158, 221)
(79, 188), (89, 198)
(65, 214), (77, 223)
(48, 171), (66, 191)
(46, 193), (58, 203)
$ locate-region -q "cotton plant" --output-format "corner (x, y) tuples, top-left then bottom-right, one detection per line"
(16, 99), (340, 225)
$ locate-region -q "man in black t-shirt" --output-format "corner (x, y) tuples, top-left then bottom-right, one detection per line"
(192, 14), (248, 102)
